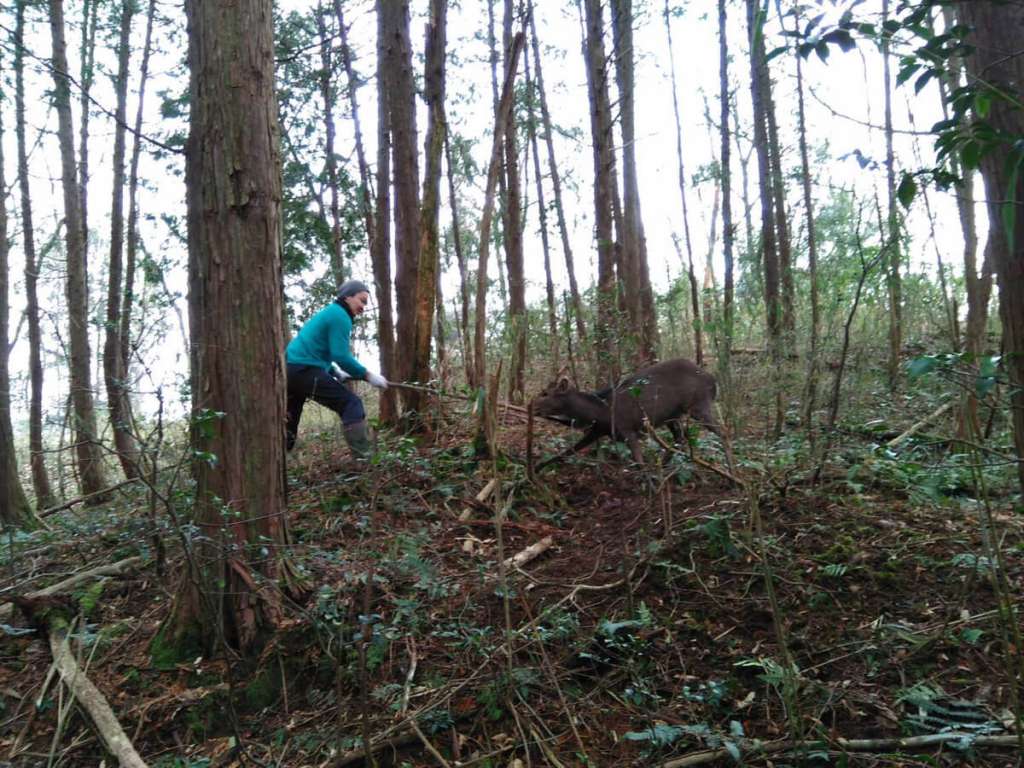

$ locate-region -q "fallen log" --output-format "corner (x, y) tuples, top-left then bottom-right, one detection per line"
(48, 624), (149, 767)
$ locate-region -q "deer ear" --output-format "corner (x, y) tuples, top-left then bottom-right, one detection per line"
(556, 377), (571, 392)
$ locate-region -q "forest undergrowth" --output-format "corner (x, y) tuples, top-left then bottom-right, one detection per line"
(2, 357), (1023, 768)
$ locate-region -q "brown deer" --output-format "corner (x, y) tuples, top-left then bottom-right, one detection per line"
(531, 358), (721, 470)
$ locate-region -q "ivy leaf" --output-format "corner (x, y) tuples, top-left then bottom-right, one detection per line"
(897, 172), (917, 209)
(823, 29), (856, 52)
(914, 69), (936, 95)
(974, 90), (992, 119)
(961, 140), (982, 170)
(907, 356), (937, 380)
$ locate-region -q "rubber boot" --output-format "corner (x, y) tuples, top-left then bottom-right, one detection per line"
(343, 420), (372, 459)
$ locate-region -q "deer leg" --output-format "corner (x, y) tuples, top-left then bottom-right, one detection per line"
(667, 420), (685, 447)
(537, 428), (601, 472)
(626, 433), (645, 464)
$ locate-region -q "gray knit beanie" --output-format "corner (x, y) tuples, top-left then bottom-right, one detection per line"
(336, 280), (371, 303)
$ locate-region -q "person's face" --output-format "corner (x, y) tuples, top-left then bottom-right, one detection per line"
(344, 290), (370, 316)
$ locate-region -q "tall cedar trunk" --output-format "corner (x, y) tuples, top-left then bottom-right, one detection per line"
(763, 63), (795, 350)
(746, 0), (783, 437)
(445, 133), (473, 385)
(380, 0), (421, 408)
(583, 0), (618, 381)
(941, 5), (991, 438)
(487, 0), (512, 333)
(882, 0), (903, 388)
(664, 0), (703, 366)
(718, 0), (735, 428)
(612, 0), (658, 363)
(960, 2), (1024, 492)
(373, 10), (398, 423)
(104, 0), (141, 481)
(503, 0), (527, 403)
(412, 0), (448, 417)
(78, 0), (97, 272)
(16, 0), (56, 509)
(473, 34), (525, 389)
(172, 0), (290, 656)
(523, 43), (560, 362)
(317, 3), (344, 283)
(123, 0), (158, 386)
(529, 4), (587, 344)
(49, 0), (109, 499)
(1, 95), (37, 528)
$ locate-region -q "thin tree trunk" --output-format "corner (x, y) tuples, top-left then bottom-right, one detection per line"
(612, 0), (658, 362)
(528, 4), (587, 344)
(664, 0), (703, 366)
(104, 0), (141, 482)
(122, 0), (158, 384)
(940, 4), (991, 439)
(473, 33), (525, 389)
(335, 0), (376, 248)
(582, 0), (618, 381)
(746, 0), (783, 437)
(444, 132), (473, 386)
(49, 0), (109, 500)
(1, 92), (38, 528)
(763, 57), (795, 350)
(412, 0), (448, 417)
(317, 2), (344, 284)
(503, 0), (527, 404)
(373, 4), (397, 423)
(783, 1), (821, 437)
(78, 0), (98, 267)
(718, 0), (735, 429)
(882, 0), (903, 388)
(523, 42), (559, 364)
(15, 0), (56, 509)
(380, 0), (421, 409)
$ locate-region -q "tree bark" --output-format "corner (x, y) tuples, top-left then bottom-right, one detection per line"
(960, 1), (1024, 492)
(503, 0), (527, 404)
(718, 0), (735, 430)
(104, 0), (142, 482)
(529, 4), (587, 345)
(78, 0), (98, 272)
(123, 0), (159, 390)
(1, 94), (38, 529)
(784, 1), (821, 437)
(412, 0), (448, 417)
(444, 132), (473, 385)
(171, 0), (291, 655)
(473, 34), (525, 390)
(612, 0), (658, 363)
(746, 0), (783, 437)
(380, 0), (422, 410)
(523, 40), (560, 364)
(582, 0), (619, 381)
(15, 0), (56, 510)
(49, 0), (109, 500)
(763, 59), (795, 350)
(372, 2), (398, 423)
(882, 0), (903, 389)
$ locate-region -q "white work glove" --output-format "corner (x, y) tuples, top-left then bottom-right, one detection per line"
(365, 371), (389, 390)
(330, 362), (352, 382)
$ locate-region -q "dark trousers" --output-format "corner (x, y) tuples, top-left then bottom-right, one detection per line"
(286, 364), (366, 450)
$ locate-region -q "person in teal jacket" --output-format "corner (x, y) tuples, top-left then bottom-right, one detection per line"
(285, 280), (389, 456)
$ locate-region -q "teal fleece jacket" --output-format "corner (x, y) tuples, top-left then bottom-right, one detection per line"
(286, 303), (368, 378)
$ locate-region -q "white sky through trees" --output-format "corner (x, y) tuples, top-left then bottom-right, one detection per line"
(2, 0), (981, 433)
